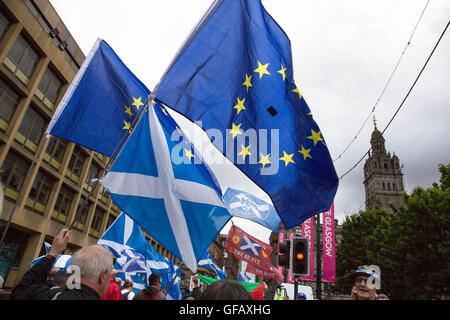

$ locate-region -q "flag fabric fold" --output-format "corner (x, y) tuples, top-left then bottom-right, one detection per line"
(47, 38), (150, 157)
(198, 250), (226, 279)
(100, 102), (232, 273)
(155, 0), (338, 229)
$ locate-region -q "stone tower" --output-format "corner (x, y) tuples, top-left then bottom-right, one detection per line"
(363, 118), (405, 211)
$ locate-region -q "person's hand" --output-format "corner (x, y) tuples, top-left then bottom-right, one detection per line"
(192, 274), (199, 287)
(111, 269), (122, 277)
(48, 228), (71, 258)
(350, 286), (358, 300)
(283, 295), (289, 300)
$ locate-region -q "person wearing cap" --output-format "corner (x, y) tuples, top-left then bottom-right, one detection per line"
(349, 265), (380, 300)
(295, 292), (307, 300)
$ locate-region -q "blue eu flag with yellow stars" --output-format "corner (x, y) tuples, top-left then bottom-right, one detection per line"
(47, 38), (150, 157)
(155, 0), (339, 229)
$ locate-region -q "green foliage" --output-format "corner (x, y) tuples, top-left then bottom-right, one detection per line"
(334, 164), (450, 299)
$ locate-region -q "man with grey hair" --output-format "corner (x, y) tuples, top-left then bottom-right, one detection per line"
(11, 229), (114, 300)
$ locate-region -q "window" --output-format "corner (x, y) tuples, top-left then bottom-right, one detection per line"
(72, 197), (90, 232)
(0, 11), (10, 42)
(0, 152), (30, 201)
(35, 67), (63, 111)
(392, 183), (396, 191)
(106, 213), (117, 231)
(44, 137), (66, 170)
(89, 207), (105, 238)
(84, 162), (100, 192)
(52, 185), (74, 224)
(16, 106), (46, 153)
(382, 182), (385, 190)
(4, 34), (40, 85)
(66, 147), (86, 183)
(98, 185), (109, 204)
(0, 78), (20, 131)
(26, 170), (54, 214)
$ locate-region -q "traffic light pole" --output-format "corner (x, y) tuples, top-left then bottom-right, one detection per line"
(316, 214), (322, 300)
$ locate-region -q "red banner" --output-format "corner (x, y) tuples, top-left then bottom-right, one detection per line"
(322, 202), (336, 282)
(301, 217), (315, 281)
(246, 264), (284, 282)
(226, 224), (273, 272)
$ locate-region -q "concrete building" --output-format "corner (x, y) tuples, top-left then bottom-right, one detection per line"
(363, 119), (405, 212)
(0, 0), (176, 290)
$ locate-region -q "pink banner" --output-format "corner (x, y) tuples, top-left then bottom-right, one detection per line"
(322, 202), (336, 282)
(277, 232), (285, 277)
(301, 217), (315, 281)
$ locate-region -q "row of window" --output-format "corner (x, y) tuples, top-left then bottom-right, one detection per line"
(0, 150), (118, 238)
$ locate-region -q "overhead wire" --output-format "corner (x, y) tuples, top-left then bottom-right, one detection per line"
(333, 0), (431, 162)
(339, 19), (449, 180)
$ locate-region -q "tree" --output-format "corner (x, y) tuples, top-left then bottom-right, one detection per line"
(335, 164), (449, 299)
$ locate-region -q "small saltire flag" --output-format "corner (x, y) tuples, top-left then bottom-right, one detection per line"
(238, 272), (252, 283)
(223, 187), (281, 232)
(98, 213), (171, 290)
(29, 241), (72, 270)
(198, 250), (225, 280)
(166, 260), (182, 300)
(100, 103), (232, 273)
(46, 38), (150, 157)
(225, 224), (273, 272)
(155, 0), (339, 229)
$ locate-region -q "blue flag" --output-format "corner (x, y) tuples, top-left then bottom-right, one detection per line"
(223, 187), (281, 232)
(46, 38), (150, 157)
(98, 213), (172, 293)
(29, 241), (72, 270)
(198, 250), (226, 280)
(155, 0), (338, 229)
(100, 102), (232, 273)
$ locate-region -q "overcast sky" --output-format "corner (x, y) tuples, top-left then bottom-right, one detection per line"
(49, 0), (450, 243)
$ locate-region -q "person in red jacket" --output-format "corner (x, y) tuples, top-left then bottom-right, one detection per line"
(101, 270), (122, 300)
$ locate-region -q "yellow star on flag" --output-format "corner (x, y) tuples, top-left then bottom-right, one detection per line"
(243, 74), (253, 92)
(258, 153), (271, 168)
(279, 151), (295, 167)
(122, 121), (131, 131)
(233, 97), (246, 115)
(132, 97), (145, 110)
(292, 87), (302, 99)
(238, 144), (252, 161)
(254, 61), (271, 79)
(124, 106), (133, 118)
(161, 107), (168, 116)
(184, 148), (195, 161)
(229, 123), (243, 139)
(307, 129), (323, 146)
(298, 145), (312, 160)
(278, 64), (287, 81)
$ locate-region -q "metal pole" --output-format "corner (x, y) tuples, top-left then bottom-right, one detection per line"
(164, 264), (183, 294)
(316, 214), (322, 300)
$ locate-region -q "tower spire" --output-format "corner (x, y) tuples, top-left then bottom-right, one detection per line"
(373, 114), (377, 129)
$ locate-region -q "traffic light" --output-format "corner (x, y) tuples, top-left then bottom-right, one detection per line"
(278, 240), (290, 268)
(291, 237), (309, 276)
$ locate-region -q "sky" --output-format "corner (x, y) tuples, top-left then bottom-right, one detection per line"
(48, 0), (450, 243)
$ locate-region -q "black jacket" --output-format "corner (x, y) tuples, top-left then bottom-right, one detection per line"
(11, 256), (100, 300)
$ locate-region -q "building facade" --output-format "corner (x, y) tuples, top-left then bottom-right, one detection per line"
(363, 120), (405, 212)
(0, 0), (176, 289)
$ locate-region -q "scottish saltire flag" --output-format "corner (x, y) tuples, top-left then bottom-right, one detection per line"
(46, 38), (150, 157)
(29, 241), (72, 269)
(100, 102), (232, 272)
(155, 0), (339, 229)
(223, 188), (281, 232)
(166, 260), (182, 300)
(98, 213), (170, 287)
(241, 235), (261, 256)
(198, 250), (225, 279)
(238, 272), (252, 283)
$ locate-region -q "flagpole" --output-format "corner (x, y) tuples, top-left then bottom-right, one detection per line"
(0, 134), (49, 252)
(315, 213), (322, 300)
(164, 263), (184, 295)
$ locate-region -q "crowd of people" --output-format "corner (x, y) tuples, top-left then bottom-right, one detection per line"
(4, 227), (389, 301)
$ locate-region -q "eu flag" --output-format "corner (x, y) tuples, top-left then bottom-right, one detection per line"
(155, 0), (338, 229)
(46, 38), (150, 157)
